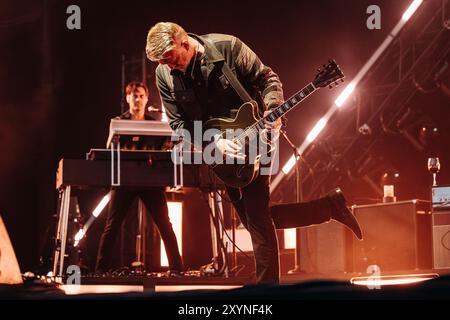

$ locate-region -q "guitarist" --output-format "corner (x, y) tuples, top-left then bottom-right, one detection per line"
(146, 22), (362, 284)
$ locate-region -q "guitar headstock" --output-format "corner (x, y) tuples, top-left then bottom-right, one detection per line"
(313, 59), (345, 88)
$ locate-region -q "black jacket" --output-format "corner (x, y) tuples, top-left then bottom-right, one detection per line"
(155, 33), (284, 146)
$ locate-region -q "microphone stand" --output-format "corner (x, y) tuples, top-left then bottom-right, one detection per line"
(280, 129), (304, 274)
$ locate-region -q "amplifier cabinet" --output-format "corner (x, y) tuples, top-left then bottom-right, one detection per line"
(432, 210), (450, 269)
(298, 221), (350, 274)
(351, 200), (432, 273)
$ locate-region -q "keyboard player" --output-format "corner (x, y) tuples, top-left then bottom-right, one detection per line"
(95, 81), (184, 274)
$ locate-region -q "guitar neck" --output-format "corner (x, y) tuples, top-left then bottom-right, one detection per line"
(256, 82), (317, 129)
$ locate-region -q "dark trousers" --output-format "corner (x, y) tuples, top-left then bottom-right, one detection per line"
(270, 197), (333, 229)
(95, 188), (183, 273)
(226, 175), (334, 284)
(226, 174), (280, 284)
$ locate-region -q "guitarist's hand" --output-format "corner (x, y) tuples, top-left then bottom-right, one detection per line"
(215, 137), (246, 160)
(262, 110), (281, 148)
(263, 110), (282, 131)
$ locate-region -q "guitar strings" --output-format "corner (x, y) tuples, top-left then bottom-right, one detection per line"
(208, 74), (340, 169)
(209, 105), (285, 168)
(210, 84), (316, 167)
(210, 121), (268, 168)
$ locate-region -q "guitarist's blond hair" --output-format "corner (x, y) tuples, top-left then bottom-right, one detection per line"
(146, 22), (187, 62)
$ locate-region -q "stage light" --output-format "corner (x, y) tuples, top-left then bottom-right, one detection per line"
(351, 273), (438, 287)
(60, 285), (143, 295)
(74, 224), (89, 247)
(155, 284), (242, 292)
(402, 0), (423, 22)
(161, 201), (183, 267)
(306, 118), (327, 143)
(270, 0), (424, 194)
(74, 229), (85, 242)
(335, 82), (356, 108)
(281, 155), (297, 174)
(278, 108), (333, 177)
(92, 193), (111, 217)
(73, 192), (111, 247)
(334, 0), (422, 109)
(284, 228), (296, 249)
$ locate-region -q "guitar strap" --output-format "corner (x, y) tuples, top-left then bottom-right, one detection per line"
(205, 39), (253, 104)
(203, 36), (286, 127)
(221, 62), (253, 104)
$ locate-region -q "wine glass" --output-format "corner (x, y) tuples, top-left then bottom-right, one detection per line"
(427, 157), (441, 186)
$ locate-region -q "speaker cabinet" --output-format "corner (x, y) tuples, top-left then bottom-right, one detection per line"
(351, 200), (432, 273)
(299, 221), (351, 274)
(432, 210), (450, 269)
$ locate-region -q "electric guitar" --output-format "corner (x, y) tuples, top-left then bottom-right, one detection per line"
(205, 59), (345, 188)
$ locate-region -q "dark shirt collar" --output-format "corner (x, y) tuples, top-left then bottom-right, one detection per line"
(118, 110), (155, 120)
(189, 33), (224, 63)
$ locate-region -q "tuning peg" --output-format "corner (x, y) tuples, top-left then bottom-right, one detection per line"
(317, 68), (321, 72)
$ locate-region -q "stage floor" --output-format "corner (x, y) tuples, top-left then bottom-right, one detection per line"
(2, 268), (450, 300)
(50, 267), (450, 296)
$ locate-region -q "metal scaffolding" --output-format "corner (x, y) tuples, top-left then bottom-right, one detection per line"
(271, 0), (450, 203)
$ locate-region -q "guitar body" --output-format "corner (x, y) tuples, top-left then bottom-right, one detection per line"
(204, 101), (261, 188)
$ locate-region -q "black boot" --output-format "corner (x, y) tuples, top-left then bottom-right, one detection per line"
(327, 188), (363, 240)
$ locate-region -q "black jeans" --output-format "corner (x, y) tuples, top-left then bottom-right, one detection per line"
(226, 174), (280, 284)
(95, 188), (183, 272)
(227, 175), (335, 284)
(270, 197), (333, 229)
